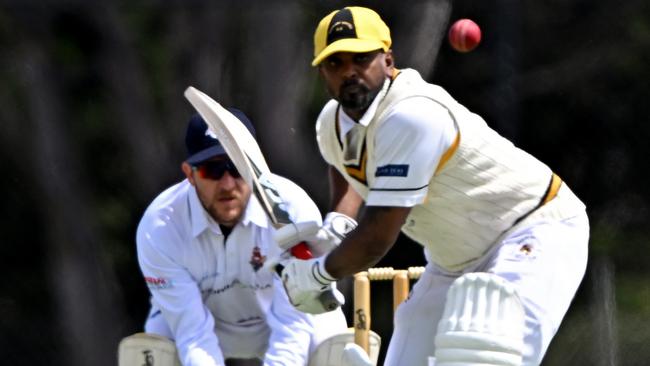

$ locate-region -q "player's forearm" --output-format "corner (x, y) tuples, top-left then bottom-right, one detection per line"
(328, 166), (363, 219)
(331, 191), (363, 219)
(324, 206), (410, 278)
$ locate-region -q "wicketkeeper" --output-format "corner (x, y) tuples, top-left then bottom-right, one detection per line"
(274, 6), (589, 366)
(123, 111), (362, 366)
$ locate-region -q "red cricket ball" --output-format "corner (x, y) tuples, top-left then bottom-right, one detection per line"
(448, 19), (482, 53)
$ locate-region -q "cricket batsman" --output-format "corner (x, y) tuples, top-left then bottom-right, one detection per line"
(274, 6), (589, 366)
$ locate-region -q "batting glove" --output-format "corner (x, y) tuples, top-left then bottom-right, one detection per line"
(280, 255), (345, 314)
(273, 212), (357, 257)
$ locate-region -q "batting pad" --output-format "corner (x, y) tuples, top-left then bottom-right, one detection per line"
(434, 273), (525, 366)
(309, 328), (381, 366)
(118, 332), (181, 366)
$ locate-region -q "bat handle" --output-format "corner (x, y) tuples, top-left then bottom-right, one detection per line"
(274, 242), (312, 276)
(290, 242), (313, 259)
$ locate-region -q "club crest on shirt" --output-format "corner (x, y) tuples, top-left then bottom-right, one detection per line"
(249, 245), (266, 272)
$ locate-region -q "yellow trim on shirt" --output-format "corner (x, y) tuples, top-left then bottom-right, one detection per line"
(435, 131), (461, 174)
(344, 142), (368, 185)
(542, 173), (562, 205)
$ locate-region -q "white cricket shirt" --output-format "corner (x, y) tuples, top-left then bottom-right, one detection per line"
(316, 69), (571, 271)
(137, 175), (346, 365)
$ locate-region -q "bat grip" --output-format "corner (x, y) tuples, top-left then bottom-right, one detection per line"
(274, 242), (312, 276)
(290, 242), (313, 259)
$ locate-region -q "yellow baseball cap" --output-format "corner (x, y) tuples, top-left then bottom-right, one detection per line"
(312, 6), (391, 66)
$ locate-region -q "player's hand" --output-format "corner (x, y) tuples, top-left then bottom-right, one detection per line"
(317, 212), (358, 254)
(274, 212), (357, 256)
(280, 256), (345, 314)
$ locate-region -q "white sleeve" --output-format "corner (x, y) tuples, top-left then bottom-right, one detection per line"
(265, 178), (320, 365)
(264, 276), (314, 366)
(264, 176), (348, 365)
(264, 276), (348, 366)
(366, 97), (457, 207)
(136, 219), (225, 366)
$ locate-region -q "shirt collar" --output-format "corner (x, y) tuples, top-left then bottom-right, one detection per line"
(188, 182), (270, 238)
(339, 77), (392, 135)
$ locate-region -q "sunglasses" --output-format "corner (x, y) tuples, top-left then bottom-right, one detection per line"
(193, 160), (241, 180)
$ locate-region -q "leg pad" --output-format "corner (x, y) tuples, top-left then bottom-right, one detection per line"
(434, 273), (525, 366)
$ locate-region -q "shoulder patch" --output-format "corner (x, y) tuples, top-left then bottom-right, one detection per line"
(144, 276), (173, 290)
(375, 164), (409, 177)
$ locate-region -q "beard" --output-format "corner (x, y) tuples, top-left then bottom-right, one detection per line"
(338, 80), (381, 112)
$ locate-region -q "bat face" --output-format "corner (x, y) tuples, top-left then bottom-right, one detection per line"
(184, 87), (262, 185)
(184, 86), (344, 312)
(184, 87), (287, 227)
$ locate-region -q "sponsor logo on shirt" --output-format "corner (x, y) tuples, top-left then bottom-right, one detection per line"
(202, 280), (272, 296)
(144, 276), (173, 290)
(375, 164), (409, 177)
(249, 245), (266, 272)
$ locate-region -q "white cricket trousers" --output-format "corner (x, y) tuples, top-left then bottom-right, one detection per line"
(384, 201), (589, 365)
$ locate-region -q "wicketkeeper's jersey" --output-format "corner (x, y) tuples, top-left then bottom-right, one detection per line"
(136, 175), (346, 365)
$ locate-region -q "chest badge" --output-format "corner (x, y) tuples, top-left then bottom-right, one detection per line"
(249, 245), (266, 272)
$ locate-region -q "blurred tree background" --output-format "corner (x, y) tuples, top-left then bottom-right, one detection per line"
(1, 0), (648, 365)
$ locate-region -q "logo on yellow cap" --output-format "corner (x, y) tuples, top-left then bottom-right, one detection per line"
(329, 20), (354, 35)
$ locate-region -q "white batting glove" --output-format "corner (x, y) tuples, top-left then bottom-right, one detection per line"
(280, 255), (345, 314)
(319, 211), (358, 251)
(273, 212), (357, 257)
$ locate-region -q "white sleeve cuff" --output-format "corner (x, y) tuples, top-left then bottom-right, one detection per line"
(366, 186), (428, 207)
(312, 256), (336, 285)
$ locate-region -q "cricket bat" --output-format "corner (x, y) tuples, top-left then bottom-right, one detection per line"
(183, 86), (342, 312)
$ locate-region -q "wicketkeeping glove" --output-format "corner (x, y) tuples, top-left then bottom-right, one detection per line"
(279, 255), (345, 314)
